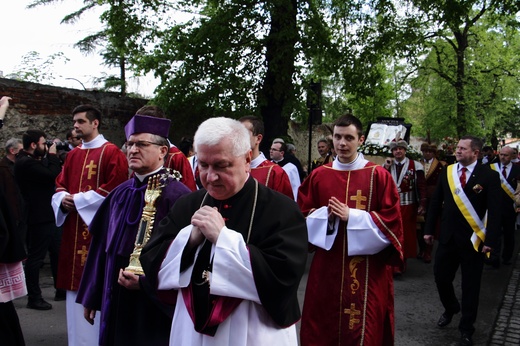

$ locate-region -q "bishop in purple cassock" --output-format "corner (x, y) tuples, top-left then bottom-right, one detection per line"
(76, 114), (191, 346)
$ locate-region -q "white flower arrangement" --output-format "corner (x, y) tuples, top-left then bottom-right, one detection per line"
(359, 143), (422, 161)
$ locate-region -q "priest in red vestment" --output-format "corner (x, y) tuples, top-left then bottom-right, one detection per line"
(298, 114), (404, 346)
(239, 116), (293, 199)
(52, 104), (128, 346)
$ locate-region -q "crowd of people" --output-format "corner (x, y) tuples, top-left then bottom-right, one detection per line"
(0, 96), (518, 346)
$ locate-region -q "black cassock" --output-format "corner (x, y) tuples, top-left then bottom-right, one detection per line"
(141, 176), (308, 335)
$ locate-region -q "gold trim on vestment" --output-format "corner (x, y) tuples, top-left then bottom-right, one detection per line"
(264, 165), (274, 187)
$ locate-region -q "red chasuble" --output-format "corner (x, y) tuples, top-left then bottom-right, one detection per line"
(298, 162), (404, 346)
(251, 160), (293, 199)
(55, 143), (128, 290)
(166, 146), (197, 191)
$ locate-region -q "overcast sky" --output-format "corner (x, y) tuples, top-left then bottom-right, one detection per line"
(1, 0), (158, 97)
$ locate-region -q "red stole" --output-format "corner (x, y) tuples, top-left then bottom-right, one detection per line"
(182, 285), (243, 336)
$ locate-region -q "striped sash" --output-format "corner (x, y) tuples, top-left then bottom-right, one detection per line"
(490, 163), (515, 200)
(447, 165), (487, 252)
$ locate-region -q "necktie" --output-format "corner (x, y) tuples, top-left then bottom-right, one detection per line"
(396, 162), (403, 176)
(460, 167), (467, 188)
(502, 165), (508, 179)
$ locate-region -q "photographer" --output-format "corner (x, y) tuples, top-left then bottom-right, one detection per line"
(14, 130), (64, 310)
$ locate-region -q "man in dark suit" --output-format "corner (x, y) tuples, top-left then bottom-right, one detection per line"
(486, 146), (520, 267)
(424, 135), (501, 346)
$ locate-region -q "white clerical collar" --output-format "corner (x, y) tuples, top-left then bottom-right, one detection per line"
(135, 166), (164, 182)
(458, 160), (477, 175)
(81, 134), (107, 149)
(272, 158), (282, 164)
(251, 152), (267, 169)
(332, 152), (368, 171)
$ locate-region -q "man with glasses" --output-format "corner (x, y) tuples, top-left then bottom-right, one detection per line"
(76, 114), (191, 346)
(270, 141), (300, 200)
(52, 104), (128, 345)
(67, 129), (82, 150)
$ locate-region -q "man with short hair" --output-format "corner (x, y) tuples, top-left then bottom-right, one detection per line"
(52, 104), (128, 345)
(311, 138), (333, 172)
(298, 114), (404, 345)
(273, 138), (306, 182)
(270, 141), (300, 200)
(425, 136), (501, 346)
(15, 130), (62, 310)
(66, 129), (82, 150)
(482, 145), (499, 165)
(76, 114), (191, 346)
(384, 139), (427, 269)
(486, 146), (520, 267)
(140, 117), (308, 345)
(239, 116), (293, 199)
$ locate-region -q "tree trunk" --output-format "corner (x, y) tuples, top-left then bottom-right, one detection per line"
(454, 31), (468, 137)
(258, 0), (298, 154)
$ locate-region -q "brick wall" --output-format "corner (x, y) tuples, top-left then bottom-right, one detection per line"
(0, 78), (148, 155)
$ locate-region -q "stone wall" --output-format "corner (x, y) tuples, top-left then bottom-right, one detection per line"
(0, 78), (148, 155)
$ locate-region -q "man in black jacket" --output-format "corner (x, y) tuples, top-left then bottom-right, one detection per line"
(424, 136), (501, 346)
(485, 146), (520, 267)
(15, 130), (63, 310)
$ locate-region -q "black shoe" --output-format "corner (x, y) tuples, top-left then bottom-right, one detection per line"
(27, 298), (52, 310)
(437, 308), (460, 327)
(460, 333), (473, 346)
(54, 290), (66, 301)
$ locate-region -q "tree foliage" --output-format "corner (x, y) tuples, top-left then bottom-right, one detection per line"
(26, 0), (520, 145)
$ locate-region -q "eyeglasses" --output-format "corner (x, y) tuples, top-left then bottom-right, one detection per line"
(125, 140), (163, 149)
(270, 148), (281, 152)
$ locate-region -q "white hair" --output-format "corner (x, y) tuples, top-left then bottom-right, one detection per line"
(194, 117), (250, 157)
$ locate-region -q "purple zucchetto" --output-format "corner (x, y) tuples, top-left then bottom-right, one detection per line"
(124, 114), (171, 139)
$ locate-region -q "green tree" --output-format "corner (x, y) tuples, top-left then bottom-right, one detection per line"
(29, 0), (171, 96)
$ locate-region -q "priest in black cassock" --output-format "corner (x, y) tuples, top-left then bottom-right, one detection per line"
(140, 117), (308, 345)
(76, 114), (191, 346)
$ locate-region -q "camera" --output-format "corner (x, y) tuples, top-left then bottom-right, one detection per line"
(46, 140), (70, 151)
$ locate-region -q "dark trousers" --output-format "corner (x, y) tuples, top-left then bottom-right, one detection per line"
(495, 212), (516, 262)
(0, 301), (25, 345)
(24, 222), (62, 300)
(434, 237), (485, 335)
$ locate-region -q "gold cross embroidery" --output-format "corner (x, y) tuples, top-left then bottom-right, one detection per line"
(344, 303), (361, 329)
(350, 190), (367, 210)
(85, 160), (98, 180)
(77, 245), (89, 266)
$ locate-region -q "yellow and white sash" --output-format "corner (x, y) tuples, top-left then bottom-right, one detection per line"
(490, 163), (515, 200)
(447, 165), (487, 252)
